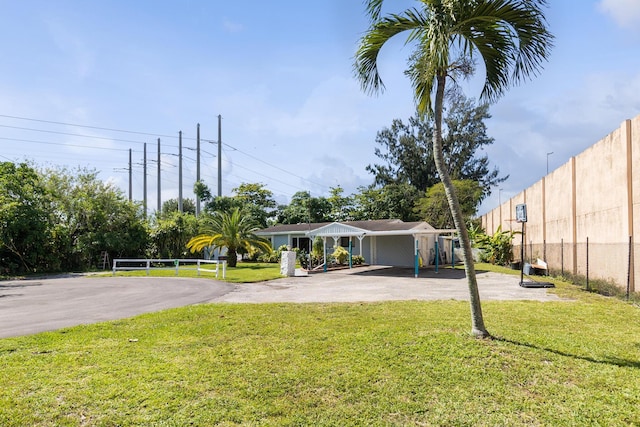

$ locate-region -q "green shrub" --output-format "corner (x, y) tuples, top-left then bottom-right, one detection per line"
(310, 253), (323, 268)
(475, 225), (519, 266)
(352, 255), (365, 265)
(312, 237), (324, 258)
(257, 249), (278, 263)
(296, 251), (309, 269)
(331, 246), (349, 265)
(257, 244), (290, 263)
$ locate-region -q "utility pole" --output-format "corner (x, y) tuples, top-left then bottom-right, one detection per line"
(157, 138), (161, 213)
(143, 142), (147, 217)
(178, 131), (183, 213)
(217, 114), (222, 197)
(128, 148), (132, 201)
(196, 123), (201, 217)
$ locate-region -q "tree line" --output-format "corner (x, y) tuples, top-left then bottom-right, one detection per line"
(2, 93), (503, 276)
(0, 163), (147, 275)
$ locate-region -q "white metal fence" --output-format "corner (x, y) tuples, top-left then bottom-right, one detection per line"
(112, 258), (227, 279)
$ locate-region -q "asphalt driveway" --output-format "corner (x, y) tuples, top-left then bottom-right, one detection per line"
(0, 266), (561, 338)
(0, 276), (234, 338)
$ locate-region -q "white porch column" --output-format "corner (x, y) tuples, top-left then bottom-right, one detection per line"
(357, 235), (365, 259)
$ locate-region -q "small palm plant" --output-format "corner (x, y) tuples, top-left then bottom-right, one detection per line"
(186, 208), (272, 267)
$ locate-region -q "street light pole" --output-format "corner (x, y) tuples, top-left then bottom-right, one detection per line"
(546, 151), (554, 175)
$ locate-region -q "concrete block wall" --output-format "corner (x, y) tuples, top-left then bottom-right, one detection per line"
(481, 115), (639, 291)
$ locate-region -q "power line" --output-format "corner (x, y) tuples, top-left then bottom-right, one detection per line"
(1, 135), (320, 197)
(225, 172), (295, 197)
(0, 116), (221, 162)
(1, 113), (336, 199)
(185, 146), (216, 158)
(229, 159), (311, 193)
(0, 124), (149, 145)
(0, 136), (198, 162)
(221, 144), (330, 191)
(0, 114), (324, 189)
(0, 114), (187, 140)
(0, 137), (132, 152)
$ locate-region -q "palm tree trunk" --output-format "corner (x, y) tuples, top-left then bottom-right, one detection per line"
(227, 248), (238, 267)
(433, 74), (490, 339)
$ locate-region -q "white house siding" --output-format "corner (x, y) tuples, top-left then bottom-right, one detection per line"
(362, 237), (373, 263)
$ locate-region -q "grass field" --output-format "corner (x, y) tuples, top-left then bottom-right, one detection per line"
(1, 266), (639, 426)
(109, 261), (284, 283)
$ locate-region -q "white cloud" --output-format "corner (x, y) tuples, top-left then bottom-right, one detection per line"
(307, 156), (371, 196)
(272, 77), (366, 140)
(598, 0), (640, 29)
(222, 18), (244, 33)
(478, 68), (640, 214)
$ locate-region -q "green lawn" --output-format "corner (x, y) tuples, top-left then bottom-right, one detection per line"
(1, 267), (640, 426)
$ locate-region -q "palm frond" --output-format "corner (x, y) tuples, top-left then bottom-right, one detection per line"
(364, 0), (384, 22)
(453, 0), (554, 102)
(354, 10), (428, 96)
(186, 234), (220, 253)
(185, 207), (272, 256)
(355, 0), (553, 107)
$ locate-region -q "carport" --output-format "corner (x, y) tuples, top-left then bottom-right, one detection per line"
(307, 222), (456, 277)
(258, 220), (457, 277)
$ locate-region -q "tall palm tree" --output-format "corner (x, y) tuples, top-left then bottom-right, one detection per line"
(186, 208), (272, 267)
(355, 0), (553, 338)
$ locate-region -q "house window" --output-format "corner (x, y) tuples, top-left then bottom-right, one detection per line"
(340, 237), (350, 247)
(292, 237), (311, 251)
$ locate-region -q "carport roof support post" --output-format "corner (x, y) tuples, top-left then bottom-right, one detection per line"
(414, 237), (419, 278)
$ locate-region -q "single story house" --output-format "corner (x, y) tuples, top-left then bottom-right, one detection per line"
(257, 219), (457, 273)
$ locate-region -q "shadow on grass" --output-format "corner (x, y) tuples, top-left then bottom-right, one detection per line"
(353, 266), (489, 279)
(495, 336), (640, 369)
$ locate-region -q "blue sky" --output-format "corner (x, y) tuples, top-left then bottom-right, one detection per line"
(2, 0), (640, 215)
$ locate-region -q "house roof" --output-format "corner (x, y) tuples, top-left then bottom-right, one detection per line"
(307, 222), (369, 238)
(258, 219), (452, 237)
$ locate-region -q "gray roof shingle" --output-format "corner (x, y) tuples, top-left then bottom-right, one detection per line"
(258, 219), (433, 234)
